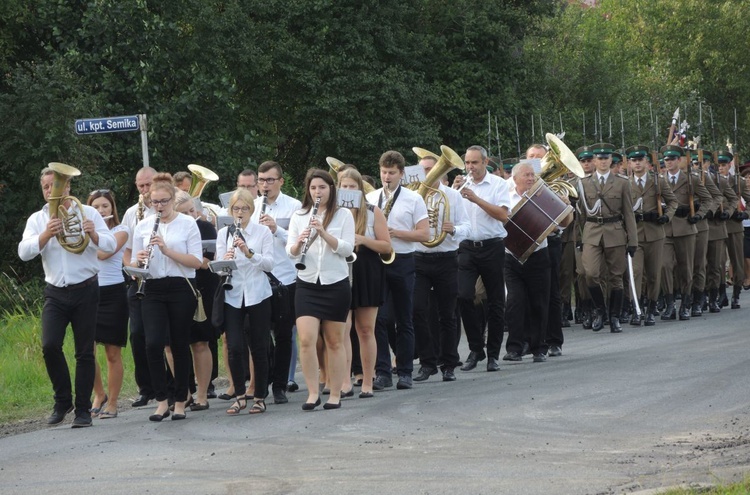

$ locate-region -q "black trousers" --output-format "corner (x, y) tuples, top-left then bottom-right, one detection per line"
(413, 252), (460, 371)
(41, 279), (99, 416)
(127, 283), (153, 397)
(141, 277), (196, 403)
(458, 239), (506, 360)
(504, 248), (551, 356)
(225, 297), (272, 399)
(375, 254), (416, 377)
(270, 283), (295, 391)
(546, 235), (564, 348)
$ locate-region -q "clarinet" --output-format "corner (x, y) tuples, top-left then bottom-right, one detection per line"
(295, 197), (321, 270)
(135, 212), (161, 299)
(223, 218), (242, 291)
(260, 191), (268, 216)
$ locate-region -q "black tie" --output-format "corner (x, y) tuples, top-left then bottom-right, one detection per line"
(638, 178), (644, 190)
(671, 175), (676, 186)
(600, 176), (605, 187)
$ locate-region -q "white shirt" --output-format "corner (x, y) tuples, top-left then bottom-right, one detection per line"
(366, 185), (428, 254)
(508, 186), (547, 252)
(216, 222), (274, 308)
(461, 172), (511, 241)
(132, 213), (202, 279)
(18, 204), (117, 287)
(286, 207), (355, 285)
(122, 202), (156, 250)
(668, 170), (681, 184)
(98, 224), (130, 286)
(596, 171), (610, 184)
(416, 184), (470, 253)
(251, 193), (301, 285)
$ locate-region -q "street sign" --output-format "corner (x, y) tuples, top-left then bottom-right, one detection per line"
(75, 115), (140, 135)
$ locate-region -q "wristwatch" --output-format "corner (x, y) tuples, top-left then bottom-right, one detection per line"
(245, 248), (255, 259)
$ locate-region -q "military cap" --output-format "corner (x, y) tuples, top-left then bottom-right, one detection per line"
(659, 144), (684, 157)
(575, 145), (594, 160)
(611, 151), (623, 164)
(689, 148), (712, 161)
(717, 149), (734, 163)
(591, 143), (616, 155)
(624, 145), (650, 159)
(502, 157), (519, 171)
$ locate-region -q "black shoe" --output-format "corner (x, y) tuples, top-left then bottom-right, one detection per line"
(132, 394), (153, 408)
(533, 353), (547, 363)
(341, 389), (354, 398)
(610, 315), (622, 333)
(47, 405), (74, 425)
(548, 345), (562, 357)
(217, 392), (236, 401)
(273, 388), (288, 404)
(372, 374), (393, 390)
(323, 401), (341, 410)
(206, 385), (217, 399)
(287, 381), (299, 392)
(591, 309), (605, 331)
(71, 414), (92, 428)
(149, 410), (170, 422)
(413, 367), (437, 382)
(301, 398), (321, 411)
(678, 303), (691, 321)
(171, 413), (186, 421)
(442, 369), (457, 382)
(359, 391), (374, 398)
(486, 357), (500, 371)
(574, 307), (584, 324)
(459, 351), (485, 371)
(502, 351), (522, 362)
(396, 374), (413, 389)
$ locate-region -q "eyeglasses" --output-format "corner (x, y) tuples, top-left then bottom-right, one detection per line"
(89, 189), (110, 196)
(594, 154), (611, 159)
(232, 206), (251, 213)
(258, 177), (281, 184)
(663, 156), (679, 162)
(151, 198), (172, 206)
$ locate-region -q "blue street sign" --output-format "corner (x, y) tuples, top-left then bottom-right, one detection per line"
(75, 115), (140, 135)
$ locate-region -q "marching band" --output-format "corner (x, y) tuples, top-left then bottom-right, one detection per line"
(17, 133), (750, 427)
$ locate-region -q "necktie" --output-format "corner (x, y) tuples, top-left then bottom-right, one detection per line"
(638, 178), (644, 191)
(600, 176), (605, 187)
(671, 175), (676, 186)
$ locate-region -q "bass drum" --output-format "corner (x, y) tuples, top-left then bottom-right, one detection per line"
(505, 178), (573, 263)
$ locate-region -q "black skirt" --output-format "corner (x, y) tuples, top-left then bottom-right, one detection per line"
(351, 246), (386, 309)
(295, 277), (351, 322)
(96, 282), (128, 347)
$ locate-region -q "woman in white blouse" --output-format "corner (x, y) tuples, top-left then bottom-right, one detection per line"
(287, 169), (355, 411)
(215, 188), (274, 415)
(87, 189), (130, 419)
(130, 173), (203, 422)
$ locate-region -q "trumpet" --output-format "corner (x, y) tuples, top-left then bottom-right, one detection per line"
(136, 212), (161, 299)
(456, 174), (473, 193)
(295, 197), (321, 270)
(224, 218), (242, 291)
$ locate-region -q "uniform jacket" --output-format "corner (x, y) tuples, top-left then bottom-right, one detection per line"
(663, 171), (713, 238)
(630, 171), (678, 244)
(580, 173), (638, 248)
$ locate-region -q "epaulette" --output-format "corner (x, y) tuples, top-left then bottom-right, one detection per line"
(616, 173), (629, 180)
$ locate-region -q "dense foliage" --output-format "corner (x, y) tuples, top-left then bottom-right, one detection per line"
(2, 0), (749, 281)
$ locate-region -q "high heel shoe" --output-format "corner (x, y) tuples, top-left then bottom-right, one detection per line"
(301, 398), (321, 411)
(149, 410), (170, 422)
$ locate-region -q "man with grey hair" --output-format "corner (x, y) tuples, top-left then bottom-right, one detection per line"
(18, 166), (116, 427)
(453, 145), (510, 372)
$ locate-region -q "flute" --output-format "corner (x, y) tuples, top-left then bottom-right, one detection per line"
(223, 218), (242, 291)
(136, 212), (162, 299)
(295, 197), (321, 270)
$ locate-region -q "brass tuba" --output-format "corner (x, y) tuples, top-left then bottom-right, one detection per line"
(411, 145), (465, 248)
(540, 133), (585, 198)
(187, 164), (219, 223)
(47, 162), (90, 254)
(326, 156), (376, 195)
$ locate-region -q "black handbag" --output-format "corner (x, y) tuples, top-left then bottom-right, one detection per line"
(211, 278), (227, 331)
(265, 272), (288, 323)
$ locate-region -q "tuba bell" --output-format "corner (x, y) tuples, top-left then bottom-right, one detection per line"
(187, 164), (220, 223)
(540, 133), (585, 198)
(326, 156), (376, 195)
(411, 145), (465, 248)
(47, 162), (90, 254)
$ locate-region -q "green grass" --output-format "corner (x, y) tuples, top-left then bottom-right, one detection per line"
(659, 478), (750, 494)
(0, 312), (139, 424)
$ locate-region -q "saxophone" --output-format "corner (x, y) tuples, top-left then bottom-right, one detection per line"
(379, 185), (396, 264)
(136, 194), (145, 223)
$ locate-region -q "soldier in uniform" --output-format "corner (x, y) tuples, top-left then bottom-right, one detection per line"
(659, 145), (714, 320)
(578, 143), (638, 333)
(625, 145), (677, 326)
(689, 149), (726, 317)
(700, 150), (737, 312)
(573, 146), (595, 328)
(718, 150), (750, 308)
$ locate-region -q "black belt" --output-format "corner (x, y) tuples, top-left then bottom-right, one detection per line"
(461, 237), (503, 248)
(394, 252), (414, 259)
(53, 274), (98, 290)
(415, 250), (458, 259)
(586, 215), (622, 224)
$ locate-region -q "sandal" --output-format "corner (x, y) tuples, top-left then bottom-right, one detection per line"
(226, 396), (248, 415)
(249, 399), (266, 415)
(90, 395), (108, 417)
(190, 402), (210, 412)
(98, 409), (118, 419)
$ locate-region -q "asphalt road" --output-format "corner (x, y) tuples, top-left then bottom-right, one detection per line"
(1, 306), (749, 495)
